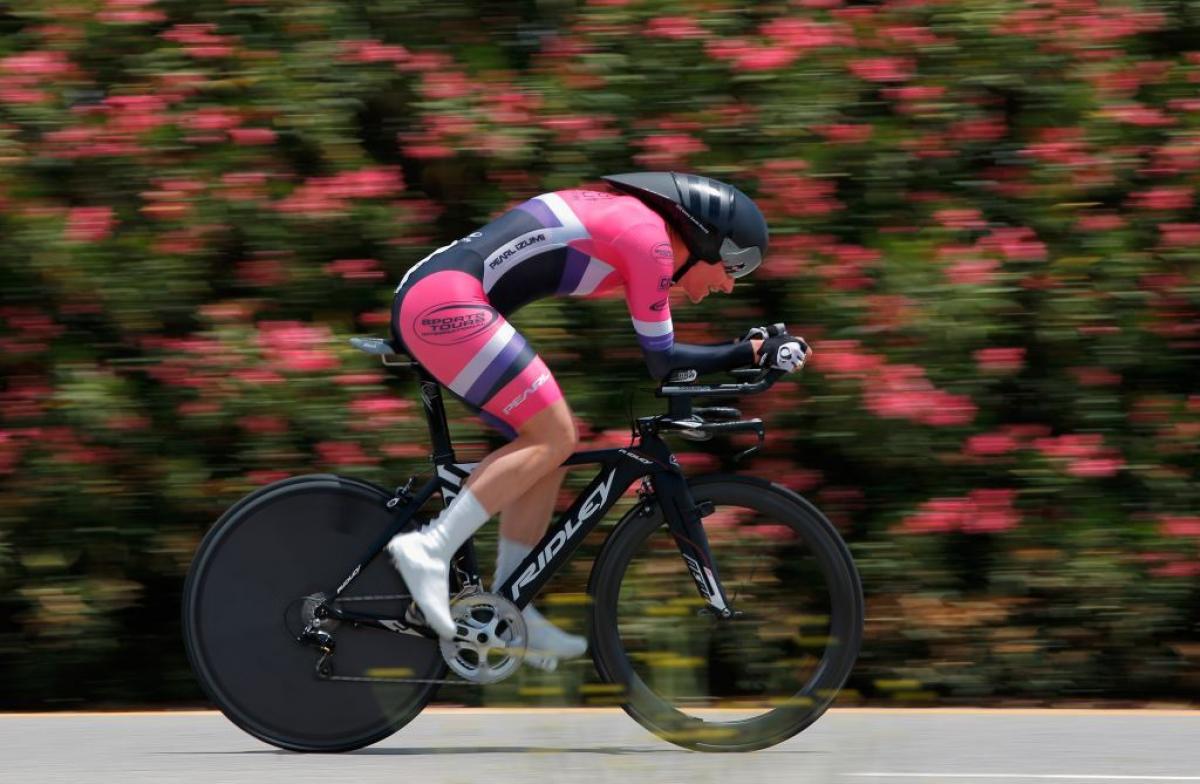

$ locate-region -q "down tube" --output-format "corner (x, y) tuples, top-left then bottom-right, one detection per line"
(498, 453), (649, 609)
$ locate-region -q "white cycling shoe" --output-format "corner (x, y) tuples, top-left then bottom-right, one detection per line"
(520, 604), (588, 672)
(387, 528), (458, 640)
(387, 490), (491, 641)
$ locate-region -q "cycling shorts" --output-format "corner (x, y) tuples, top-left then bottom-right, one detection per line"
(392, 270), (564, 440)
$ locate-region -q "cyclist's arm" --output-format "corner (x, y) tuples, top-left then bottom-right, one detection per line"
(612, 223), (757, 381)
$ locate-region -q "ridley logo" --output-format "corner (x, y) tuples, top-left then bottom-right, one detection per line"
(511, 470), (617, 601)
(413, 303), (499, 346)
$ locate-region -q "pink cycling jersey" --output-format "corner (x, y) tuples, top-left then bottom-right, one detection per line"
(391, 189), (749, 437)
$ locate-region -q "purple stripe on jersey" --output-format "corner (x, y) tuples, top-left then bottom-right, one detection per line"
(516, 198), (561, 229)
(556, 247), (591, 294)
(638, 333), (674, 352)
(464, 331), (528, 405)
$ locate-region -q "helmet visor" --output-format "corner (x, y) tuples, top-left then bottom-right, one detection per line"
(719, 238), (762, 279)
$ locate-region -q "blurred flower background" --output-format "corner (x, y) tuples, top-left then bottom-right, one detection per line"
(1, 0), (1198, 709)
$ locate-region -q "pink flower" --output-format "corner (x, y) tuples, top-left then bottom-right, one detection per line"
(738, 46), (799, 71)
(1, 50), (73, 76)
(935, 209), (986, 230)
(257, 321), (339, 373)
(229, 127), (277, 146)
(964, 432), (1019, 456)
(900, 497), (969, 534)
(981, 227), (1046, 262)
(975, 347), (1025, 374)
(646, 16), (706, 40)
(1159, 223), (1200, 248)
(815, 123), (872, 144)
(182, 108), (241, 132)
(236, 415), (287, 434)
(634, 133), (709, 168)
(762, 17), (842, 48)
(945, 258), (1000, 285)
(1151, 560), (1200, 578)
(349, 396), (410, 415)
(65, 206), (115, 242)
(962, 488), (1020, 534)
(1076, 213), (1125, 231)
(921, 392), (977, 427)
(325, 258), (385, 281)
(848, 57), (913, 83)
(315, 441), (377, 467)
(338, 39), (409, 64)
(1100, 102), (1174, 127)
(1066, 458), (1124, 478)
(1130, 186), (1194, 212)
(1070, 366), (1121, 386)
(98, 0), (166, 24)
(1160, 516), (1200, 538)
(952, 117), (1007, 142)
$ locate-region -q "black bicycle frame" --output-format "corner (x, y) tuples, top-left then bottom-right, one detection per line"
(319, 365), (735, 637)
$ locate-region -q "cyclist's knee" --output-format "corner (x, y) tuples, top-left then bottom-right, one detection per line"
(519, 401), (577, 462)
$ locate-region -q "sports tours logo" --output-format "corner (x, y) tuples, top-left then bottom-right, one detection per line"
(413, 303), (500, 345)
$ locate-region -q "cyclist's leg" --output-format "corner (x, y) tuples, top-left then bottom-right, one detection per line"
(389, 272), (577, 639)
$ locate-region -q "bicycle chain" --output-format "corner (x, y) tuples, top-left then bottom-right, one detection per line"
(316, 592), (486, 685)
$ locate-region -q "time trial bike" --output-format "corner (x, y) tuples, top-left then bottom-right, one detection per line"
(182, 334), (863, 753)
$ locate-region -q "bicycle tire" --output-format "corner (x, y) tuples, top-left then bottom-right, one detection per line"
(182, 474), (445, 752)
(588, 474), (863, 752)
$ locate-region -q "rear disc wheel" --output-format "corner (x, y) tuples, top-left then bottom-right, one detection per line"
(182, 474), (445, 752)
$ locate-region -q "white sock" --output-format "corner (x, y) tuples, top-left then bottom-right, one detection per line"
(491, 536), (586, 666)
(492, 536), (534, 592)
(429, 487), (490, 555)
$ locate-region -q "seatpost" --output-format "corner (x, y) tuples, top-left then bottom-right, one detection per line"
(415, 368), (457, 465)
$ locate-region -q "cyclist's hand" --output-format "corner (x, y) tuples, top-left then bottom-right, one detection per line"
(758, 334), (810, 373)
(742, 323), (787, 342)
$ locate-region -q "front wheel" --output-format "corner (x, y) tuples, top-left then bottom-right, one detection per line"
(588, 474), (863, 752)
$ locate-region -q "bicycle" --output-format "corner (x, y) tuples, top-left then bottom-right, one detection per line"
(182, 334), (863, 753)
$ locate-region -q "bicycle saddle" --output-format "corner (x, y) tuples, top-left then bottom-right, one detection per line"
(348, 336), (405, 356)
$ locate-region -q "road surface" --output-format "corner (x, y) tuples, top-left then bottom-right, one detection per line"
(1, 708), (1197, 783)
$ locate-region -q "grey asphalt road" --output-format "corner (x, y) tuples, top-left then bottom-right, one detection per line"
(1, 708), (1197, 784)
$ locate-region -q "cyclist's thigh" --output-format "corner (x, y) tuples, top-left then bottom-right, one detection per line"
(395, 270), (564, 437)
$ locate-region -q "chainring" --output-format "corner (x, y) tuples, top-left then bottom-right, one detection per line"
(439, 592), (528, 684)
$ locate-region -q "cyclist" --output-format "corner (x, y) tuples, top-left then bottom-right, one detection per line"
(386, 172), (809, 668)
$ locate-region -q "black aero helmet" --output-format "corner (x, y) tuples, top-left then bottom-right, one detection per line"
(602, 171), (768, 282)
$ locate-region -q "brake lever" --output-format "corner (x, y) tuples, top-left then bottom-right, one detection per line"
(726, 419), (765, 463)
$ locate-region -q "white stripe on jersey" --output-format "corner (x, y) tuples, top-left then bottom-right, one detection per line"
(536, 192), (587, 236)
(572, 258), (615, 296)
(631, 316), (674, 338)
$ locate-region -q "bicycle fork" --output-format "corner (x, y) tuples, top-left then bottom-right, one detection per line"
(650, 471), (736, 618)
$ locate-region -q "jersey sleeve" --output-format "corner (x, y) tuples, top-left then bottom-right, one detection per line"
(609, 222), (756, 381)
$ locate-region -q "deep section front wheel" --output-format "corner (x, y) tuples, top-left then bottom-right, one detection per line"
(182, 474), (445, 752)
(588, 474), (863, 752)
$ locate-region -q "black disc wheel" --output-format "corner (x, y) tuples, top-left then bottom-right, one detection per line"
(589, 475), (863, 752)
(183, 474), (445, 752)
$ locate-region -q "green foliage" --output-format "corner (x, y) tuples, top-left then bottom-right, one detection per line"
(1, 0), (1198, 708)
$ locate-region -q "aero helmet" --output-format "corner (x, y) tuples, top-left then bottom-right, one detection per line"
(602, 171), (768, 283)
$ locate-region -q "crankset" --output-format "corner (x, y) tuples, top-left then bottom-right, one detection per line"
(438, 592), (528, 684)
(292, 590), (529, 686)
